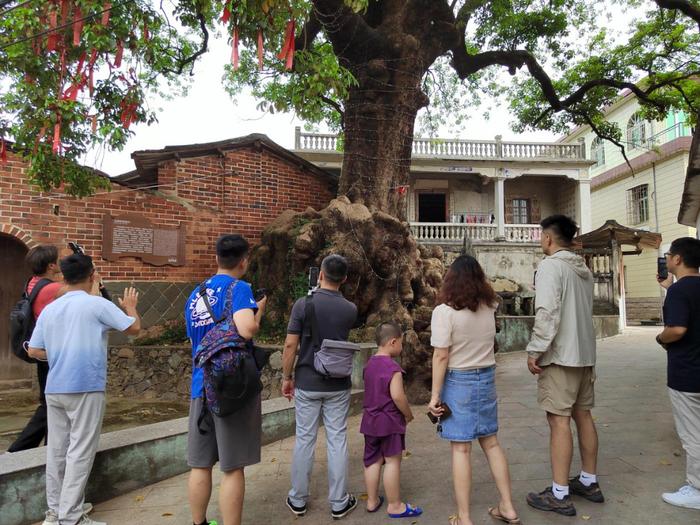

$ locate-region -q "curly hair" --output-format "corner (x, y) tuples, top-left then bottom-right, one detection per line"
(437, 255), (498, 312)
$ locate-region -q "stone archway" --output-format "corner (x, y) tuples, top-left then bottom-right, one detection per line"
(0, 230), (33, 380)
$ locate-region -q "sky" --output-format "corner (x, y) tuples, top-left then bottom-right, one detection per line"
(89, 2), (639, 177)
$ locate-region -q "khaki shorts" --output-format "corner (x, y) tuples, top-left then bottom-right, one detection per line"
(537, 364), (595, 416)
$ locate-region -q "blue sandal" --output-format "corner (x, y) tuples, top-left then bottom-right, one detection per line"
(389, 503), (423, 518)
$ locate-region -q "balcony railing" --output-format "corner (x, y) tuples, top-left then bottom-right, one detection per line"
(410, 223), (542, 243)
(295, 128), (586, 161)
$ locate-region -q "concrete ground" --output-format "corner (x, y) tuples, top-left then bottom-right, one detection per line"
(69, 328), (699, 524)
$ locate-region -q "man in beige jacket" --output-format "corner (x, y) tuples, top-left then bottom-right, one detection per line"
(525, 215), (602, 517)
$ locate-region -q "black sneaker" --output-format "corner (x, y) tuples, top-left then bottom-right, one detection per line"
(569, 477), (605, 503)
(331, 495), (358, 520)
(286, 497), (307, 517)
(526, 486), (576, 516)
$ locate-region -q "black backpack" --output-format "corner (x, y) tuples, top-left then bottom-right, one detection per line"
(9, 278), (52, 363)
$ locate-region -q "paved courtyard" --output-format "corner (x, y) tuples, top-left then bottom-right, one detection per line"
(76, 328), (697, 524)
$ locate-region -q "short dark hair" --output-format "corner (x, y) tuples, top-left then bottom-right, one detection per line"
(669, 237), (700, 269)
(321, 254), (348, 284)
(540, 214), (578, 244)
(216, 234), (250, 269)
(375, 321), (402, 347)
(25, 245), (58, 275)
(60, 254), (94, 284)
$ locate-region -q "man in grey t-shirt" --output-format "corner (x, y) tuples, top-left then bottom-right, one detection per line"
(282, 254), (358, 520)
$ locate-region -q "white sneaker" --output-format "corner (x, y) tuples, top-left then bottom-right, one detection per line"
(77, 515), (106, 525)
(42, 504), (94, 524)
(662, 484), (700, 510)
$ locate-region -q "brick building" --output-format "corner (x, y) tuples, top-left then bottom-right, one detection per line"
(0, 134), (336, 379)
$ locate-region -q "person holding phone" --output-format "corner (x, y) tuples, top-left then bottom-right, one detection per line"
(429, 255), (520, 525)
(656, 237), (700, 510)
(282, 255), (359, 520)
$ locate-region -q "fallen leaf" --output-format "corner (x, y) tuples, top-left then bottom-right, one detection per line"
(161, 513), (173, 517)
(673, 451), (682, 457)
(270, 457), (277, 463)
(581, 515), (591, 520)
(358, 493), (368, 500)
(134, 495), (144, 502)
(660, 459), (672, 466)
(404, 450), (412, 458)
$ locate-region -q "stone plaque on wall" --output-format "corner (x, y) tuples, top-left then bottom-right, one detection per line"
(102, 214), (185, 266)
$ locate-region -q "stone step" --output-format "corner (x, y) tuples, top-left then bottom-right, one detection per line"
(0, 378), (32, 395)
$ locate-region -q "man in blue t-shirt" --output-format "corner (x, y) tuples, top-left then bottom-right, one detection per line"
(28, 254), (140, 525)
(656, 237), (700, 510)
(184, 234), (266, 525)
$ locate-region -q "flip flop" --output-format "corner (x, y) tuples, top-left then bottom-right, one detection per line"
(389, 503), (423, 518)
(367, 496), (384, 513)
(488, 506), (522, 524)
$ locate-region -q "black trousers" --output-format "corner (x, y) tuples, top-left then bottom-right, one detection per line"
(7, 361), (49, 452)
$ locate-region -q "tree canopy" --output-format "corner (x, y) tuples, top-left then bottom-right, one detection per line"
(1, 0), (698, 198)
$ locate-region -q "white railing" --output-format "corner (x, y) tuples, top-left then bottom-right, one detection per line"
(410, 223), (498, 243)
(295, 128), (586, 161)
(504, 225), (541, 243)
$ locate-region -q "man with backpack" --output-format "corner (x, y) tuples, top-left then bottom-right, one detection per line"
(27, 253), (140, 525)
(185, 234), (267, 525)
(8, 245), (64, 453)
(282, 254), (359, 520)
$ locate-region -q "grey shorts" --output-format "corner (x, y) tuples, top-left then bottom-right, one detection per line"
(187, 395), (262, 472)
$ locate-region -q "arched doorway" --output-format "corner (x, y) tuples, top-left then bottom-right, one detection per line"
(0, 234), (32, 379)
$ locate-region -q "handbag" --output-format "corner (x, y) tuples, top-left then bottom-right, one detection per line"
(304, 294), (360, 379)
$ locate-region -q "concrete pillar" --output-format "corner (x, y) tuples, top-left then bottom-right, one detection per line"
(495, 174), (506, 240)
(576, 179), (592, 233)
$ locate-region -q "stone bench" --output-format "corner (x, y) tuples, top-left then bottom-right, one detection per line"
(1, 344), (375, 525)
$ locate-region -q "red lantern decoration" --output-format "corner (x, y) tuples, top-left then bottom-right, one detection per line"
(231, 27), (239, 69)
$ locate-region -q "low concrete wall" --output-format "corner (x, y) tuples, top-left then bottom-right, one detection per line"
(2, 344), (376, 525)
(496, 315), (620, 353)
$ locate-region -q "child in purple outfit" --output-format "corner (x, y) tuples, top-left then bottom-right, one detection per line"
(361, 322), (423, 518)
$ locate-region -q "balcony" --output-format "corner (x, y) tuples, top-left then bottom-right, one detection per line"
(294, 128), (587, 161)
(410, 222), (542, 244)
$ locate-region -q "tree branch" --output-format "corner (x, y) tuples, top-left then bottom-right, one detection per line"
(320, 94), (345, 121)
(654, 0), (700, 29)
(294, 8), (322, 53)
(160, 10), (208, 76)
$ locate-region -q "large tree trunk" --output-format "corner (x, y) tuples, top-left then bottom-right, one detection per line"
(249, 1), (461, 401)
(339, 64), (429, 219)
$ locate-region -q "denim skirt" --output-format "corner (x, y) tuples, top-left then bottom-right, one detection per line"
(439, 366), (498, 442)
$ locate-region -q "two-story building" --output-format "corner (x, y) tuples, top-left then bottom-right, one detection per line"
(294, 128), (594, 295)
(561, 97), (693, 322)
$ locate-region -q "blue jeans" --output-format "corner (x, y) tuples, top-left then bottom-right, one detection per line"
(439, 366), (498, 442)
(289, 388), (351, 511)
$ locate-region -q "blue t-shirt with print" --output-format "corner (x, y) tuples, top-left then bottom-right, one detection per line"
(185, 274), (258, 399)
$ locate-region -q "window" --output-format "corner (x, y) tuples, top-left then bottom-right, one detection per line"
(626, 184), (649, 225)
(627, 113), (647, 149)
(591, 137), (605, 167)
(512, 198), (530, 224)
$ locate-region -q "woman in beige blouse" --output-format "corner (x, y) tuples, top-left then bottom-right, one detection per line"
(428, 255), (519, 525)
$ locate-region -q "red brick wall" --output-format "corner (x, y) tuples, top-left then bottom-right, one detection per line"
(0, 146), (335, 282)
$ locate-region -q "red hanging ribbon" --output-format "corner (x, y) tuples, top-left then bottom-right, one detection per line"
(47, 11), (59, 52)
(72, 7), (84, 46)
(114, 40), (124, 68)
(59, 0), (70, 26)
(231, 26), (239, 70)
(257, 28), (264, 70)
(221, 4), (231, 24)
(278, 20), (296, 70)
(101, 1), (112, 26)
(0, 139), (7, 163)
(143, 21), (150, 42)
(52, 122), (61, 154)
(396, 185), (408, 196)
(91, 114), (98, 133)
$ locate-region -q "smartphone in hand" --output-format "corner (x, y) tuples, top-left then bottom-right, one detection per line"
(657, 257), (668, 281)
